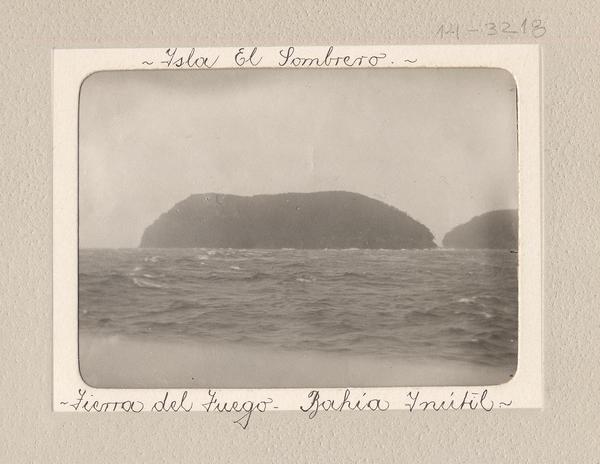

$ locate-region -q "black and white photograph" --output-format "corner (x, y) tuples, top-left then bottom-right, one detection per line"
(78, 67), (518, 388)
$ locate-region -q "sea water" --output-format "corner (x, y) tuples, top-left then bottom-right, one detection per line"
(79, 248), (517, 369)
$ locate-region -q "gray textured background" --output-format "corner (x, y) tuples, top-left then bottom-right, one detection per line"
(2, 1), (599, 462)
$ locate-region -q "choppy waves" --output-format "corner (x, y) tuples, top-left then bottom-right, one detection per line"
(79, 247), (518, 367)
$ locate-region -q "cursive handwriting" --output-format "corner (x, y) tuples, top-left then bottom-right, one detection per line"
(405, 389), (512, 412)
(61, 389), (144, 413)
(160, 48), (219, 68)
(234, 47), (263, 67)
(201, 389), (275, 430)
(59, 387), (514, 428)
(151, 391), (193, 412)
(278, 46), (387, 68)
(300, 389), (390, 419)
(141, 46), (420, 69)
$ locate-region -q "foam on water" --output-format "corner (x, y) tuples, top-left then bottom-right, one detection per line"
(132, 277), (164, 289)
(80, 248), (518, 367)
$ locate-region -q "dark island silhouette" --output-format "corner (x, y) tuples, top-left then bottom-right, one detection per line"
(140, 191), (436, 249)
(442, 209), (518, 249)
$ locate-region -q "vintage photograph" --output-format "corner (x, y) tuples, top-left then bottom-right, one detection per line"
(78, 68), (518, 388)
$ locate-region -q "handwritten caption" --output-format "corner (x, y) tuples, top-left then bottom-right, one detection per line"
(436, 19), (547, 40)
(60, 388), (513, 430)
(140, 46), (418, 69)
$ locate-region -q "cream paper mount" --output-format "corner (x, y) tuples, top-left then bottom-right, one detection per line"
(53, 45), (542, 425)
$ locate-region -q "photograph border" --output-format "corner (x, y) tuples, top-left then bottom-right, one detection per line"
(53, 44), (542, 412)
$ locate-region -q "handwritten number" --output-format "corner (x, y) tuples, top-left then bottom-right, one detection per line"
(501, 22), (517, 34)
(438, 18), (545, 39)
(532, 19), (546, 38)
(436, 24), (445, 39)
(485, 22), (498, 35)
(437, 23), (460, 40)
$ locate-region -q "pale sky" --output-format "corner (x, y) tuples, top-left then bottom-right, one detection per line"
(79, 68), (517, 248)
